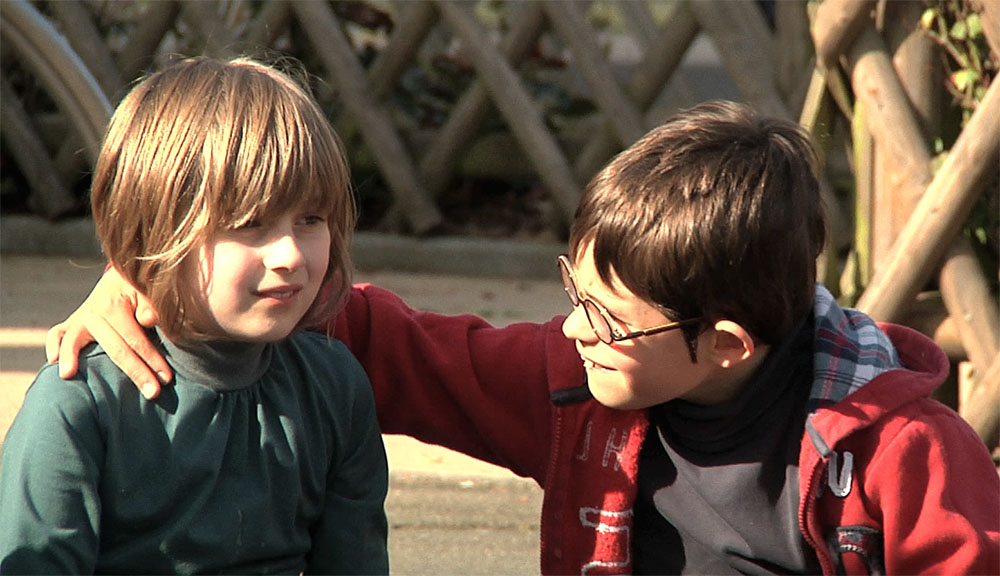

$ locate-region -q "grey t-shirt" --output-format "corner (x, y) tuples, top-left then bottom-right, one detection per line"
(633, 315), (821, 574)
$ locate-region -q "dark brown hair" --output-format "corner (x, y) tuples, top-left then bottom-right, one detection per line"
(569, 100), (825, 346)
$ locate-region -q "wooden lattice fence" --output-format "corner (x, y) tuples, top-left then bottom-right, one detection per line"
(0, 0), (997, 450)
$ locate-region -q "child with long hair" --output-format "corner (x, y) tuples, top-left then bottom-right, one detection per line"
(0, 57), (388, 574)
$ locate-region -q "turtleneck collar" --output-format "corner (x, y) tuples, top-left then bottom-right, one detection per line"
(651, 313), (814, 454)
(155, 328), (272, 392)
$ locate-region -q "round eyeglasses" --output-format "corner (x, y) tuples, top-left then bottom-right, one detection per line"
(556, 254), (701, 344)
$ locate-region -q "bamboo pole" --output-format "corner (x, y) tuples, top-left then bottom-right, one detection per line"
(960, 353), (1000, 447)
(856, 78), (1000, 322)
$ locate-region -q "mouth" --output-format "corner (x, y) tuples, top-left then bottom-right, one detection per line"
(255, 285), (302, 301)
(581, 355), (614, 373)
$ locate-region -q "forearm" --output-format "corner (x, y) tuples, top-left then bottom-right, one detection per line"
(334, 283), (582, 482)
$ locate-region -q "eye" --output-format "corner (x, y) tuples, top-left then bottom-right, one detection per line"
(298, 214), (326, 226)
(233, 218), (261, 230)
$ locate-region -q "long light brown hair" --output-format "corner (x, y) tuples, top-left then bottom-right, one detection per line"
(91, 56), (356, 342)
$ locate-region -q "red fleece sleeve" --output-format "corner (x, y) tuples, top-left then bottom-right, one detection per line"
(331, 283), (583, 483)
(869, 405), (1000, 575)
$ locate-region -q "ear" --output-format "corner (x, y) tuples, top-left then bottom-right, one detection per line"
(708, 320), (757, 368)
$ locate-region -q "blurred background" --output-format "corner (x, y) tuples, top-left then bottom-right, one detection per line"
(1, 0), (997, 457)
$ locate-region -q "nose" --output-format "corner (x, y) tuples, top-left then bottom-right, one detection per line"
(262, 231), (305, 271)
(562, 303), (597, 342)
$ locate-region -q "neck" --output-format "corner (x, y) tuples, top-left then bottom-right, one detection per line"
(692, 344), (772, 405)
(155, 328), (272, 391)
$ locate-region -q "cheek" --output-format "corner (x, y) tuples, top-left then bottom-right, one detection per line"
(200, 243), (256, 301)
(302, 232), (332, 281)
(614, 345), (685, 405)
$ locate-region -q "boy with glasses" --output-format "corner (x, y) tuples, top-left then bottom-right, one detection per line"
(47, 100), (999, 574)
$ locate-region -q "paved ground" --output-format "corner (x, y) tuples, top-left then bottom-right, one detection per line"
(0, 253), (569, 574)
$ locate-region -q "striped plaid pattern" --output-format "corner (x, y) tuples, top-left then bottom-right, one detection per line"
(809, 285), (901, 411)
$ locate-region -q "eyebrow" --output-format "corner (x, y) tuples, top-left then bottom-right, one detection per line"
(577, 282), (632, 324)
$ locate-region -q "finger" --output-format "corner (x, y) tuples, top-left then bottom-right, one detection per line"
(119, 312), (173, 388)
(56, 323), (93, 380)
(88, 315), (165, 399)
(45, 322), (69, 364)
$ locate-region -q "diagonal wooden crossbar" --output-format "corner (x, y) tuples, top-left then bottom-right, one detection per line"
(813, 0), (999, 443)
(291, 0), (443, 235)
(434, 1), (583, 227)
(0, 0), (111, 218)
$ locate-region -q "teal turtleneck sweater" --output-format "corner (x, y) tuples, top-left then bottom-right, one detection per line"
(0, 329), (388, 575)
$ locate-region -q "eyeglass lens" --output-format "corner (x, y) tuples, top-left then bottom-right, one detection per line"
(558, 256), (615, 343)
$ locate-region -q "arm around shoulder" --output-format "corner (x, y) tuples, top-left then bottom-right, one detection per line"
(332, 283), (582, 482)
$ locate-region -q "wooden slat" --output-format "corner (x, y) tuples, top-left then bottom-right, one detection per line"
(856, 78), (1000, 322)
(573, 1), (699, 180)
(541, 0), (647, 146)
(243, 0), (294, 53)
(291, 0), (443, 234)
(115, 0), (180, 83)
(812, 0), (876, 71)
(845, 27), (934, 211)
(690, 0), (788, 119)
(435, 1), (581, 226)
(939, 237), (1000, 376)
(0, 77), (78, 218)
(366, 1), (438, 100)
(960, 353), (1000, 447)
(181, 1), (238, 58)
(0, 0), (111, 161)
(419, 2), (547, 197)
(48, 0), (123, 98)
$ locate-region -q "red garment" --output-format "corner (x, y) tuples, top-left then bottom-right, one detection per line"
(334, 284), (1000, 575)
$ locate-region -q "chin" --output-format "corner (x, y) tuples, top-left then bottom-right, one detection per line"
(227, 325), (298, 342)
(587, 377), (643, 410)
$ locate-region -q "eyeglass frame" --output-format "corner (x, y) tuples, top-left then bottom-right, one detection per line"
(556, 254), (702, 344)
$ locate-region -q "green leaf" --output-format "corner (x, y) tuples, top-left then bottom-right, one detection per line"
(952, 69), (979, 91)
(950, 19), (968, 40)
(967, 14), (983, 39)
(975, 227), (988, 245)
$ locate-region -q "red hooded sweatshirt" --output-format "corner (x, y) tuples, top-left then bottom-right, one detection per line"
(334, 283), (999, 575)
